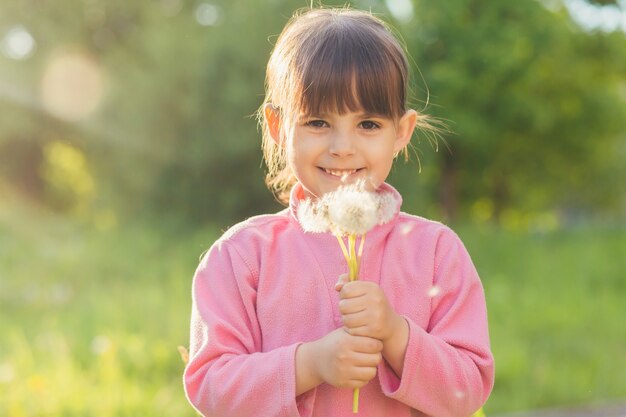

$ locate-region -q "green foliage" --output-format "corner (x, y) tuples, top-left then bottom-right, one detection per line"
(87, 0), (313, 224)
(0, 207), (214, 416)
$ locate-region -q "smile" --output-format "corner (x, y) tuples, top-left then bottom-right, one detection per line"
(321, 168), (362, 179)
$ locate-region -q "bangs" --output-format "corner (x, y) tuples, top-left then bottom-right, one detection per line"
(293, 20), (407, 118)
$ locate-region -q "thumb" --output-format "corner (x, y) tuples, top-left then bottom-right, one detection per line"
(335, 273), (349, 292)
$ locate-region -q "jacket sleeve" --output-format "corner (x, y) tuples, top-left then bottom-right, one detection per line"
(377, 227), (495, 417)
(183, 240), (302, 417)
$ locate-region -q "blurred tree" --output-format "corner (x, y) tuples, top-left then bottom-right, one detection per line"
(391, 0), (626, 222)
(91, 0), (311, 227)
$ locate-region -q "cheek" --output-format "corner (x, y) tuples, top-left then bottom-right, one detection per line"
(286, 147), (299, 173)
(286, 142), (311, 177)
(369, 152), (395, 183)
(288, 137), (319, 161)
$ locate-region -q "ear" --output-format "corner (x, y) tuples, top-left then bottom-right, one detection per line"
(264, 103), (282, 145)
(393, 109), (418, 153)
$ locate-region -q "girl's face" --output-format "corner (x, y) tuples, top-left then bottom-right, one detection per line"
(280, 109), (417, 199)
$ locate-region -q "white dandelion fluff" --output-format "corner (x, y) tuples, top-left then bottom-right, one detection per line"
(298, 198), (330, 233)
(428, 285), (441, 298)
(298, 180), (396, 235)
(454, 390), (466, 399)
(327, 186), (378, 236)
(376, 191), (398, 226)
(399, 223), (415, 235)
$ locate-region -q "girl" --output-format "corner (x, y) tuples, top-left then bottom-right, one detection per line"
(184, 7), (494, 417)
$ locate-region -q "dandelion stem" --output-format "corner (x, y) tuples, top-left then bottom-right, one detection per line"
(348, 234), (357, 281)
(336, 235), (349, 260)
(357, 234), (366, 258)
(347, 233), (360, 413)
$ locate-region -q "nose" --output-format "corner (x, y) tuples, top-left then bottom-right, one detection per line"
(329, 130), (355, 157)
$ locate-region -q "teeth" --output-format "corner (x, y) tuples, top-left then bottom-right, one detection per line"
(324, 168), (357, 178)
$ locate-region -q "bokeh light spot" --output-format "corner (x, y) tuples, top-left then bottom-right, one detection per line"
(1, 25), (36, 60)
(195, 3), (221, 26)
(385, 0), (414, 24)
(0, 362), (15, 384)
(91, 335), (112, 356)
(40, 51), (105, 121)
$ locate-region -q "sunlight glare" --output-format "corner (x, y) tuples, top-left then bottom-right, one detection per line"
(565, 0), (626, 32)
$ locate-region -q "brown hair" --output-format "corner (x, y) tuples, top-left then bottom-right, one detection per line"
(259, 7), (435, 204)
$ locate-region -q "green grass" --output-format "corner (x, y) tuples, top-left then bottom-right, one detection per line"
(1, 205), (624, 416)
(458, 224), (626, 413)
(0, 205), (214, 417)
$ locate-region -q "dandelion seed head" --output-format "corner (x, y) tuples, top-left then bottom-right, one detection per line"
(327, 185), (378, 235)
(297, 180), (397, 235)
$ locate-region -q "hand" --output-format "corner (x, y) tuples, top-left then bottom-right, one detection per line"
(308, 328), (383, 389)
(335, 274), (404, 343)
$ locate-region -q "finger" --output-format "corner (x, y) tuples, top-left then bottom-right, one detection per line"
(339, 281), (372, 299)
(347, 374), (378, 388)
(350, 351), (383, 367)
(341, 310), (369, 329)
(349, 365), (378, 382)
(334, 273), (350, 292)
(338, 297), (367, 315)
(344, 325), (375, 338)
(346, 379), (368, 389)
(350, 335), (383, 353)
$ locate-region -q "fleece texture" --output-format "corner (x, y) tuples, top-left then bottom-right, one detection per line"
(184, 182), (494, 417)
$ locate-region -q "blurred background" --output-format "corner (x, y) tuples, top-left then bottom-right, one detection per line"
(0, 0), (624, 415)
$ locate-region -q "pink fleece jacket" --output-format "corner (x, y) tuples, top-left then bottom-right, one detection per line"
(184, 182), (494, 417)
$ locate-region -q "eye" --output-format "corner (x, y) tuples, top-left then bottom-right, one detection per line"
(305, 119), (329, 128)
(359, 120), (381, 130)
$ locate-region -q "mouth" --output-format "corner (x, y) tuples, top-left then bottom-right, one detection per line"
(320, 167), (364, 181)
